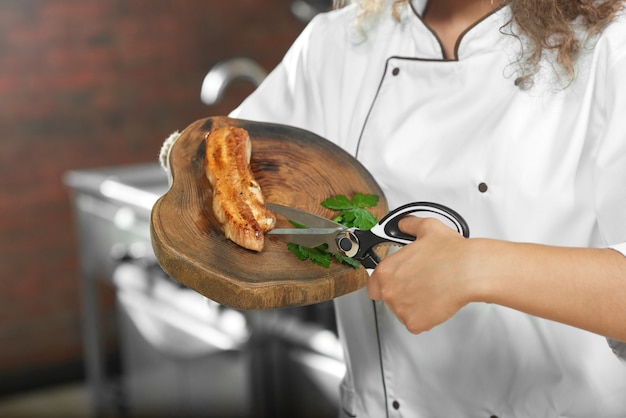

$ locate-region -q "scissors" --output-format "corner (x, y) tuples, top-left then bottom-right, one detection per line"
(267, 202), (470, 269)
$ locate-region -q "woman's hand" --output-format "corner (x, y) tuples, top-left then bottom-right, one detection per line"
(368, 216), (626, 342)
(367, 216), (479, 334)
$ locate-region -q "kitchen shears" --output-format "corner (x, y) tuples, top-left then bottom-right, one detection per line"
(267, 202), (470, 269)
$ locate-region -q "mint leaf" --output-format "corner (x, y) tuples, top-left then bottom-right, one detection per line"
(287, 243), (309, 260)
(321, 195), (353, 211)
(332, 207), (377, 230)
(332, 252), (361, 268)
(352, 208), (378, 230)
(286, 193), (379, 269)
(308, 247), (332, 268)
(289, 219), (308, 229)
(287, 243), (331, 267)
(351, 193), (379, 209)
(338, 210), (356, 226)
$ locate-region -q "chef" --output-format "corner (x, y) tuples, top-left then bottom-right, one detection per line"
(231, 0), (626, 416)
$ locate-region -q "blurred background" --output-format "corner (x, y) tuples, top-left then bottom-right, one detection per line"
(0, 0), (341, 417)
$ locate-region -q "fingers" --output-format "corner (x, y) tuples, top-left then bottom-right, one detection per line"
(367, 268), (382, 300)
(366, 216), (466, 334)
(367, 252), (396, 302)
(397, 215), (422, 236)
(397, 215), (440, 237)
(367, 218), (422, 302)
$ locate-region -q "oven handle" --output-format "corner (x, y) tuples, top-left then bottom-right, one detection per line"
(113, 262), (249, 359)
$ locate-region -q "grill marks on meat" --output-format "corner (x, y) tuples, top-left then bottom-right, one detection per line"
(205, 126), (276, 251)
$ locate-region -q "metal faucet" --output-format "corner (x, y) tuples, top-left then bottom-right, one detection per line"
(200, 57), (267, 105)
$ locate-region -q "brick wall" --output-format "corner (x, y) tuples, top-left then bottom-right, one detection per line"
(0, 0), (305, 389)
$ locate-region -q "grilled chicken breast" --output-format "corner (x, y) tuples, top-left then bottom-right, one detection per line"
(205, 126), (275, 251)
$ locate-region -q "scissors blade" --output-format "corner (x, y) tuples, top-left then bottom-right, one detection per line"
(266, 204), (347, 250)
(267, 227), (344, 250)
(266, 203), (342, 229)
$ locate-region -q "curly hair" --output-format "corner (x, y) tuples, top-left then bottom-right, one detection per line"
(507, 0), (623, 87)
(333, 0), (624, 87)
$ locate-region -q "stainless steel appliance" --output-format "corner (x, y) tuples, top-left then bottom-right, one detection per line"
(65, 162), (345, 418)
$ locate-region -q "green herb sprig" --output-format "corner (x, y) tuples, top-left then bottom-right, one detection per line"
(321, 193), (379, 230)
(287, 193), (379, 268)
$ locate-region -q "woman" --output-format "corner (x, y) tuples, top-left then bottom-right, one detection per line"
(231, 0), (626, 416)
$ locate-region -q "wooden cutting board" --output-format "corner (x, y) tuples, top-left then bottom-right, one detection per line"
(150, 116), (387, 309)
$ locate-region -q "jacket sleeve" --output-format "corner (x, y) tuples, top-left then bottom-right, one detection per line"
(595, 25), (626, 363)
(607, 240), (626, 363)
(230, 5), (366, 149)
(229, 15), (327, 136)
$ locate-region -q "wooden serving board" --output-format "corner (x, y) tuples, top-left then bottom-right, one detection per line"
(150, 116), (387, 309)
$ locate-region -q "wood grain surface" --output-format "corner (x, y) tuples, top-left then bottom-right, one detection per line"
(150, 116), (387, 309)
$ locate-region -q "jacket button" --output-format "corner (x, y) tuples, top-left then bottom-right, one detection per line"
(392, 67), (400, 76)
(392, 400), (400, 409)
(478, 182), (488, 193)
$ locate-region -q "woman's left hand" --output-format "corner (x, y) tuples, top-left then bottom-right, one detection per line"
(367, 216), (478, 334)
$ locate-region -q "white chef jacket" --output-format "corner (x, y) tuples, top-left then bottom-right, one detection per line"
(231, 1), (626, 416)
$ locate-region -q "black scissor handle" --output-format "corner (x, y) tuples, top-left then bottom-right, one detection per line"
(378, 201), (470, 242)
(352, 202), (470, 269)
